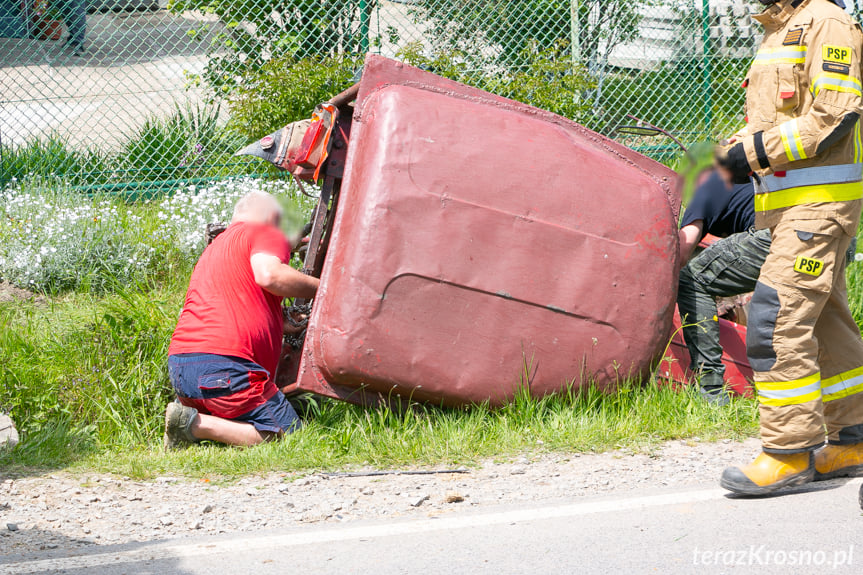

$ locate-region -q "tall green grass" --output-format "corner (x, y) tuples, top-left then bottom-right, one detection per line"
(0, 289), (181, 448)
(1, 103), (255, 189)
(0, 136), (112, 187)
(123, 103), (249, 183)
(10, 180), (863, 477)
(99, 380), (757, 479)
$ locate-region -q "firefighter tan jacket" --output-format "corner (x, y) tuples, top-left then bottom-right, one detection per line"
(737, 0), (863, 228)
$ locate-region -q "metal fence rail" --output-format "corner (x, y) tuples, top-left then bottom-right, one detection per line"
(2, 0), (862, 186)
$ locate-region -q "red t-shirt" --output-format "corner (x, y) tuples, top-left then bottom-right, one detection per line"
(169, 221), (291, 376)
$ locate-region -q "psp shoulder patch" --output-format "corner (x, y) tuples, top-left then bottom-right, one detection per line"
(823, 45), (853, 65)
(794, 255), (825, 276)
(784, 29), (804, 46)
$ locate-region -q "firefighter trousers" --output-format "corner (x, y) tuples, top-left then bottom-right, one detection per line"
(678, 228), (771, 382)
(747, 208), (863, 453)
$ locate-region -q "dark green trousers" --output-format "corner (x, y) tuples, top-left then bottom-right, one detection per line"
(677, 228), (771, 385)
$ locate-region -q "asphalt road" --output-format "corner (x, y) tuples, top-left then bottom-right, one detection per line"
(2, 477), (861, 575)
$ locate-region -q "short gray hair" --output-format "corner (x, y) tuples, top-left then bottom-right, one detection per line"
(231, 191), (283, 224)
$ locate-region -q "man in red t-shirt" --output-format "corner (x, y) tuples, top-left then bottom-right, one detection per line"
(164, 190), (319, 448)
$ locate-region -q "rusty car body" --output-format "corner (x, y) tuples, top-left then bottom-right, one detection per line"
(239, 55), (752, 407)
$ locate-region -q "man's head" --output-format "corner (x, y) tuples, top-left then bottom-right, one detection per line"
(231, 191), (283, 227)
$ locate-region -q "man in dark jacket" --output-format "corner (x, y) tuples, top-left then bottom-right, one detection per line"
(678, 169), (771, 405)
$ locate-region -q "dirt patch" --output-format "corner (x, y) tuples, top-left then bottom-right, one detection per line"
(0, 438), (766, 553)
(0, 282), (45, 304)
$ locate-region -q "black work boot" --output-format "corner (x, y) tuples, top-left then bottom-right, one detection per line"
(698, 372), (731, 407)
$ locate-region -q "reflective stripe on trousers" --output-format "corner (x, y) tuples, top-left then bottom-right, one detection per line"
(822, 365), (863, 402)
(757, 372), (822, 407)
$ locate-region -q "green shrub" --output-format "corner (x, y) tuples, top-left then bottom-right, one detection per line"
(410, 0), (643, 75)
(168, 0), (372, 98)
(121, 103), (248, 183)
(228, 55), (361, 141)
(396, 41), (594, 122)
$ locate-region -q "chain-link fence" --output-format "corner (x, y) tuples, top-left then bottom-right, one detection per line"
(3, 0), (863, 188)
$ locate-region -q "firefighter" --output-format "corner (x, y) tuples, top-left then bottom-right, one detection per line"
(716, 0), (863, 494)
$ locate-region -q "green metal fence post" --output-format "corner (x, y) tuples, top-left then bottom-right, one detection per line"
(359, 0), (371, 54)
(701, 0), (713, 137)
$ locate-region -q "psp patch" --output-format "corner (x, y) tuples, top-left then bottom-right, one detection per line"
(823, 45), (852, 66)
(783, 29), (804, 46)
(794, 255), (825, 276)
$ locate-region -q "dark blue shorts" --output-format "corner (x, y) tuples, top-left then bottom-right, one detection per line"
(168, 353), (300, 434)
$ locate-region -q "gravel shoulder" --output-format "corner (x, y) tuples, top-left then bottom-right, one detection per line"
(0, 438), (761, 554)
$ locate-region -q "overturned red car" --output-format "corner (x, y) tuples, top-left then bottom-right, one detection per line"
(238, 55), (751, 407)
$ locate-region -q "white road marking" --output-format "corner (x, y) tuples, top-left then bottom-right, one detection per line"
(0, 486), (740, 574)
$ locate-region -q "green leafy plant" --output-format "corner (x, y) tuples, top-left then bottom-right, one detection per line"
(228, 54), (361, 141)
(396, 41), (594, 122)
(0, 135), (112, 188)
(168, 0), (375, 97)
(410, 0), (641, 69)
(121, 102), (246, 183)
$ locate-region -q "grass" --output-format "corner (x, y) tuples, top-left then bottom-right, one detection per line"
(1, 315), (761, 478)
(0, 103), (257, 190)
(0, 136), (113, 188)
(0, 269), (760, 479)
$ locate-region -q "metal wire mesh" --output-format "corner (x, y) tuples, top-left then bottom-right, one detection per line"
(2, 0), (861, 186)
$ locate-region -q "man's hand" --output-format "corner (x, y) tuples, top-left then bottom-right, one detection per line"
(283, 309), (309, 336)
(289, 222), (314, 254)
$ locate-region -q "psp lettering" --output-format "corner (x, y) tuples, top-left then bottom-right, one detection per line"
(827, 47), (848, 60)
(823, 45), (853, 64)
(794, 255), (824, 276)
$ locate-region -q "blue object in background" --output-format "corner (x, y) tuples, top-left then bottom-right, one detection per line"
(0, 2), (27, 39)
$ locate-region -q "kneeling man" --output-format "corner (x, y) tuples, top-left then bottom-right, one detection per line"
(164, 191), (319, 448)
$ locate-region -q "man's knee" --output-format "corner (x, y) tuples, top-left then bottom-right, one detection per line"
(678, 263), (699, 295)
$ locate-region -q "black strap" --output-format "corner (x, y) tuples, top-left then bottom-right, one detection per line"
(753, 132), (770, 170)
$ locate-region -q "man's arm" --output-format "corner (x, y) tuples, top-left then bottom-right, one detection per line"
(250, 253), (320, 298)
(679, 221), (704, 265)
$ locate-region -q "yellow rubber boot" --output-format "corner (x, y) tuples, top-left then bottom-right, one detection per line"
(720, 452), (814, 495)
(814, 444), (863, 481)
